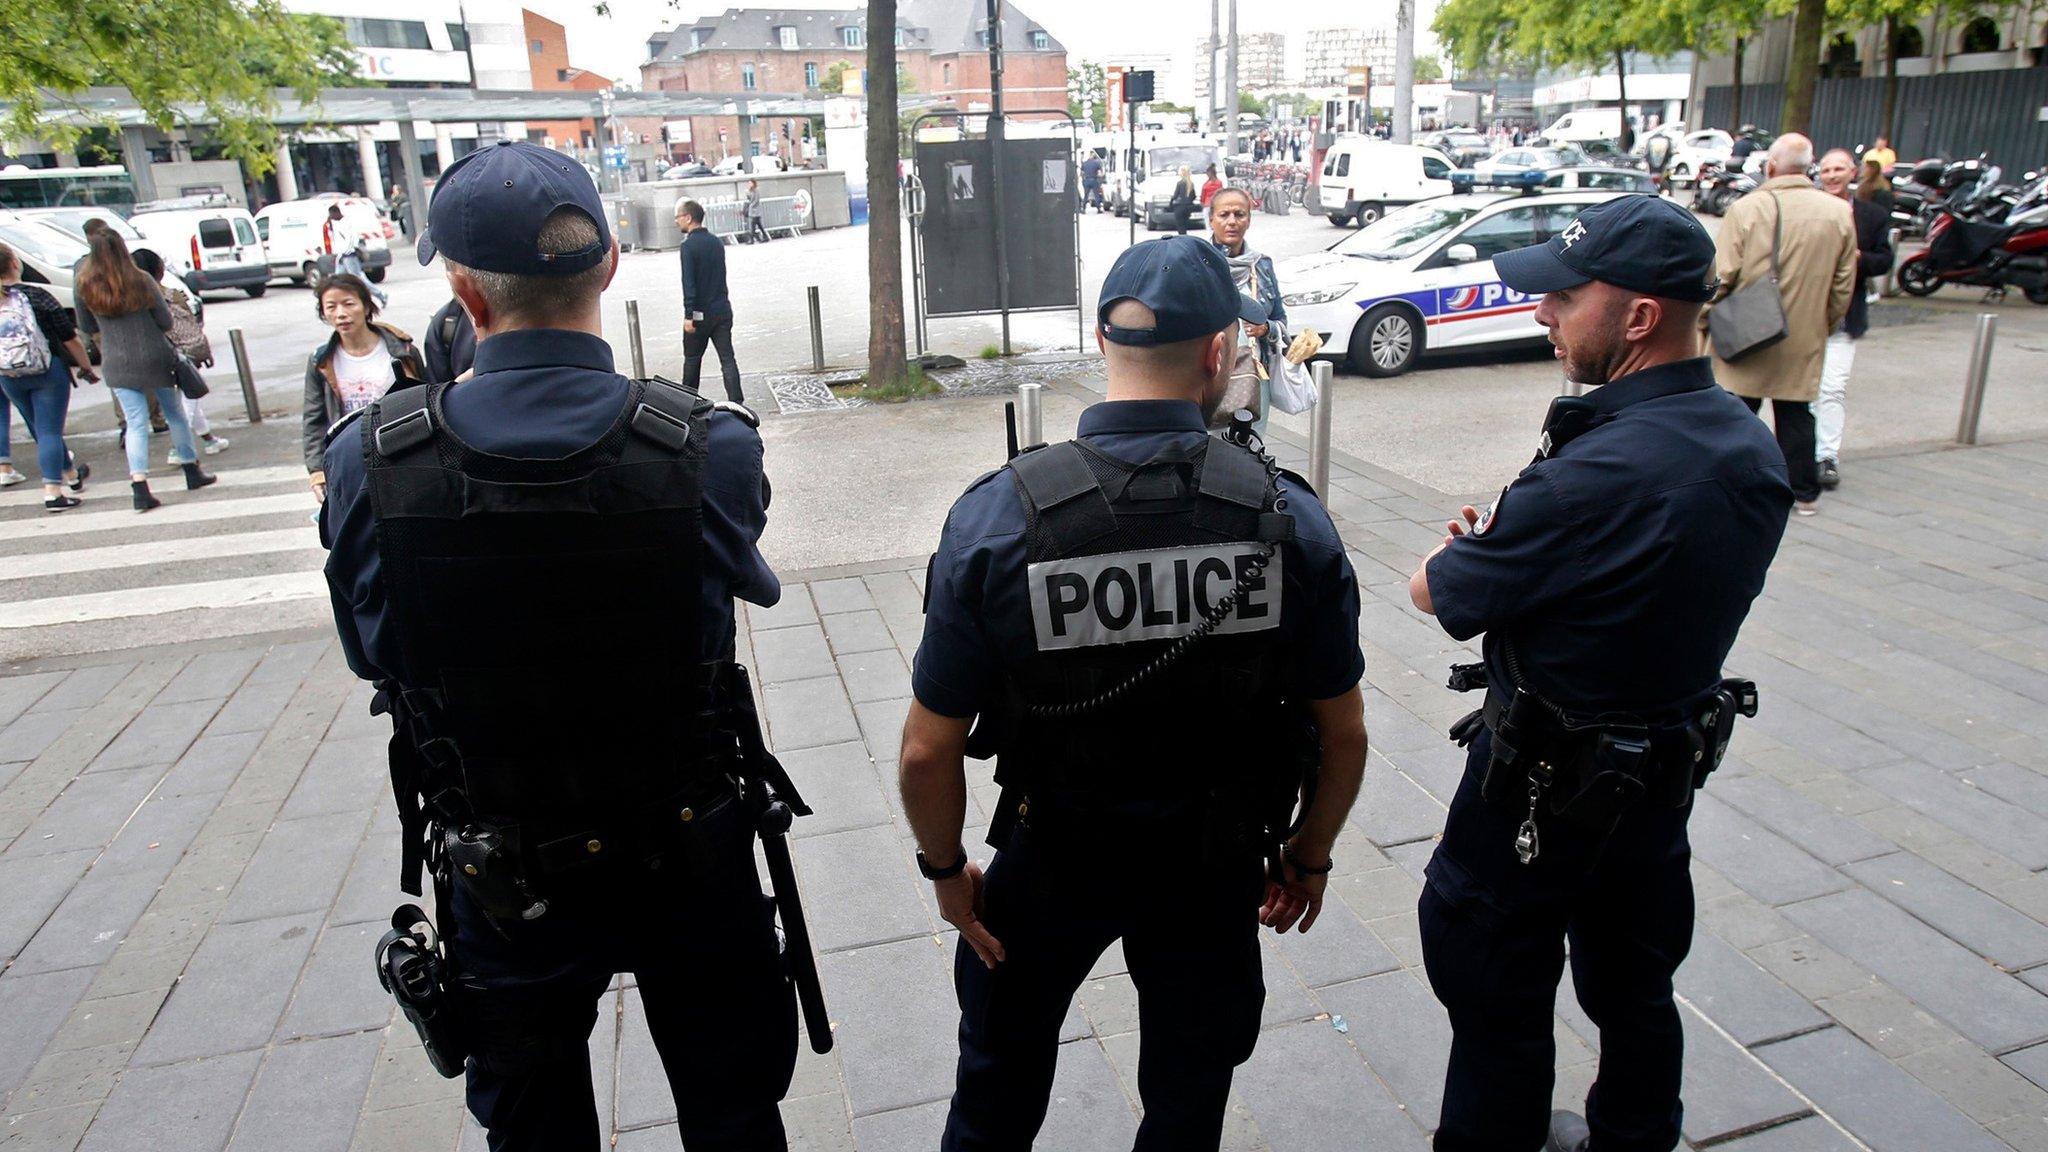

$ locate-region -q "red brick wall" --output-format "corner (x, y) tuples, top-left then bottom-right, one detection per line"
(524, 12), (608, 151)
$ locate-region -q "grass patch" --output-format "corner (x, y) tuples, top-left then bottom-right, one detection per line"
(979, 344), (1003, 360)
(830, 362), (943, 403)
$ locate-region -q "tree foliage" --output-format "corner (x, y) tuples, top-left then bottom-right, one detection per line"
(1067, 63), (1105, 128)
(3, 0), (359, 174)
(1413, 56), (1446, 83)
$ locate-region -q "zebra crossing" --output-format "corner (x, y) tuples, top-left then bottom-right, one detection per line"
(0, 460), (334, 662)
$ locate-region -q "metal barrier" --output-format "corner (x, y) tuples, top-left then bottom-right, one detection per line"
(227, 329), (263, 424)
(703, 196), (810, 242)
(1957, 312), (1997, 445)
(1307, 361), (1333, 496)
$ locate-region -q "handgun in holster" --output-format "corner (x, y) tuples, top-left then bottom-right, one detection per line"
(1697, 677), (1759, 788)
(375, 904), (469, 1079)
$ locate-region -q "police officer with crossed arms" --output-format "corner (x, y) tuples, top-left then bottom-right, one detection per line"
(899, 236), (1371, 1151)
(1407, 196), (1791, 1152)
(320, 141), (798, 1150)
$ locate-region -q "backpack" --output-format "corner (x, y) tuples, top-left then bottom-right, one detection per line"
(0, 287), (51, 377)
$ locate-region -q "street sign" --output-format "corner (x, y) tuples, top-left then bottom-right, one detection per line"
(604, 146), (628, 170)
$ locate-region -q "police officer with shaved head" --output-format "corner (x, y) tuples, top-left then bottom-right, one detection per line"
(320, 141), (802, 1150)
(1407, 196), (1792, 1152)
(900, 235), (1370, 1151)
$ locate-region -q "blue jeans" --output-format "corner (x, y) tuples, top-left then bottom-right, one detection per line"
(113, 385), (198, 477)
(0, 361), (72, 483)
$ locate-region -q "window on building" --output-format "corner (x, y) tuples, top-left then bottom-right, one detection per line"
(445, 23), (468, 50)
(777, 25), (797, 49)
(531, 39), (544, 55)
(691, 28), (711, 49)
(977, 29), (990, 47)
(805, 62), (820, 87)
(1959, 15), (2001, 53)
(943, 62), (953, 85)
(344, 17), (432, 51)
(1030, 30), (1049, 50)
(1891, 23), (1926, 57)
(742, 63), (757, 89)
(894, 29), (906, 47)
(841, 26), (864, 47)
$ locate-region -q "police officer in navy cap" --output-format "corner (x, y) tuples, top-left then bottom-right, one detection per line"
(1407, 195), (1792, 1152)
(320, 140), (800, 1150)
(900, 235), (1371, 1151)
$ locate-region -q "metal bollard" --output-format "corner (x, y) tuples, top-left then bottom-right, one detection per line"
(625, 300), (646, 379)
(1883, 228), (1904, 297)
(1307, 360), (1334, 496)
(1017, 382), (1045, 449)
(228, 329), (263, 424)
(807, 286), (825, 372)
(1956, 312), (1997, 446)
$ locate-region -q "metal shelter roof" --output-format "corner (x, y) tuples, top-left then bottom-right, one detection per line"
(25, 87), (949, 129)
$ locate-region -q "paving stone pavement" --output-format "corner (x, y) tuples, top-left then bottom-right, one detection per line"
(6, 428), (2048, 1150)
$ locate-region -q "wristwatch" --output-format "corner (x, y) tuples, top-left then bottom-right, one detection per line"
(916, 848), (969, 880)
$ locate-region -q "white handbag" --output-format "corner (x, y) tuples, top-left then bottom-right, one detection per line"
(1266, 320), (1320, 415)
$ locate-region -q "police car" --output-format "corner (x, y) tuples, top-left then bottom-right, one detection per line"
(1279, 172), (1634, 377)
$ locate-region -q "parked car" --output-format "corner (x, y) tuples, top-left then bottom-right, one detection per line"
(127, 198), (270, 297)
(1539, 166), (1658, 192)
(1471, 146), (1590, 181)
(1280, 183), (1626, 376)
(1573, 139), (1646, 169)
(14, 206), (197, 297)
(255, 195), (391, 286)
(1317, 138), (1458, 228)
(1419, 131), (1493, 168)
(662, 162), (714, 180)
(0, 215), (90, 308)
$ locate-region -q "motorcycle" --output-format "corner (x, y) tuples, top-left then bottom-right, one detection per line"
(1692, 162), (1755, 216)
(1896, 175), (2048, 304)
(1893, 155), (1996, 237)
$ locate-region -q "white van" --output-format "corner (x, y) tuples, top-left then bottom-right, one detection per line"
(128, 199), (270, 297)
(1097, 133), (1223, 229)
(1538, 108), (1625, 144)
(1317, 138), (1457, 227)
(255, 195), (392, 286)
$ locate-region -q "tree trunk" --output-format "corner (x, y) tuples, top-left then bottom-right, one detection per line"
(1613, 48), (1633, 151)
(1781, 0), (1826, 134)
(1881, 14), (1898, 142)
(1732, 35), (1745, 127)
(866, 0), (909, 387)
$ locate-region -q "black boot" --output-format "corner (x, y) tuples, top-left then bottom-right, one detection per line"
(182, 462), (217, 490)
(132, 480), (161, 512)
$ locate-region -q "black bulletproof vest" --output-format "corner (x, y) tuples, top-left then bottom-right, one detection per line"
(362, 377), (711, 842)
(997, 436), (1293, 820)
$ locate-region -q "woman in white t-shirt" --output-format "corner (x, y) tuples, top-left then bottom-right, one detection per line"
(301, 273), (426, 502)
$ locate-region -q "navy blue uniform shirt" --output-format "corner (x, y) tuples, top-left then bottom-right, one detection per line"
(913, 399), (1365, 719)
(679, 228), (733, 321)
(1425, 357), (1791, 714)
(319, 328), (776, 682)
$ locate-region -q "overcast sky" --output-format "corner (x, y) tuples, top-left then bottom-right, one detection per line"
(523, 0), (1420, 98)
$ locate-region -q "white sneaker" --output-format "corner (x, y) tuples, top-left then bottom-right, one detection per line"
(203, 436), (229, 455)
(0, 470), (24, 487)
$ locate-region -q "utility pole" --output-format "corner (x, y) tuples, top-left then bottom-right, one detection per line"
(1224, 0), (1240, 154)
(1393, 0), (1416, 144)
(986, 0), (1011, 354)
(1208, 0), (1220, 135)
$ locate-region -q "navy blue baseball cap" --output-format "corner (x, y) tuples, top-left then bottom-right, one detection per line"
(1494, 195), (1718, 303)
(1098, 236), (1268, 346)
(418, 140), (611, 274)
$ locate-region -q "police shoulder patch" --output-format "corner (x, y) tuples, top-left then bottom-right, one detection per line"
(1471, 485), (1509, 537)
(1028, 543), (1283, 651)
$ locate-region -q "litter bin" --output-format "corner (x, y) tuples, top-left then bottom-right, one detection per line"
(602, 194), (636, 251)
(635, 201), (683, 251)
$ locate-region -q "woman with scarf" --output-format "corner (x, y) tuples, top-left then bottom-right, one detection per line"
(1206, 186), (1287, 434)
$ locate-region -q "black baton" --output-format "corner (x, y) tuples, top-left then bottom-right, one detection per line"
(756, 780), (833, 1054)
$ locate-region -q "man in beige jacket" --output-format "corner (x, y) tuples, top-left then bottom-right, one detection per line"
(1704, 133), (1856, 514)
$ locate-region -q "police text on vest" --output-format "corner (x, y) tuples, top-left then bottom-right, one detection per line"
(1027, 544), (1283, 650)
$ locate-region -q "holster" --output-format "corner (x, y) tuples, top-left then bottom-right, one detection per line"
(375, 902), (470, 1079)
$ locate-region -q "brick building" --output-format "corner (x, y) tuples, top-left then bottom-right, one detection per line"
(522, 10), (613, 153)
(638, 0), (1067, 166)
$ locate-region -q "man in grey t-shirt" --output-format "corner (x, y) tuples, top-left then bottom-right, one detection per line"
(745, 179), (770, 245)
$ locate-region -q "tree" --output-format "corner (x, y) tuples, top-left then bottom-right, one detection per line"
(865, 0), (910, 389)
(1414, 56), (1446, 82)
(1237, 91), (1268, 117)
(1782, 0), (1827, 132)
(3, 0), (358, 175)
(1067, 63), (1106, 128)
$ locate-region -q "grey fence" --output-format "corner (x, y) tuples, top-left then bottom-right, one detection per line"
(700, 196), (810, 241)
(1700, 69), (2048, 170)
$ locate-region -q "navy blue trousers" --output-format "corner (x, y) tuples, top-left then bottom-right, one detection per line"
(1419, 729), (1695, 1152)
(450, 799), (796, 1152)
(940, 821), (1266, 1152)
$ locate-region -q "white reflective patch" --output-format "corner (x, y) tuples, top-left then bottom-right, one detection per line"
(1027, 543), (1284, 651)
